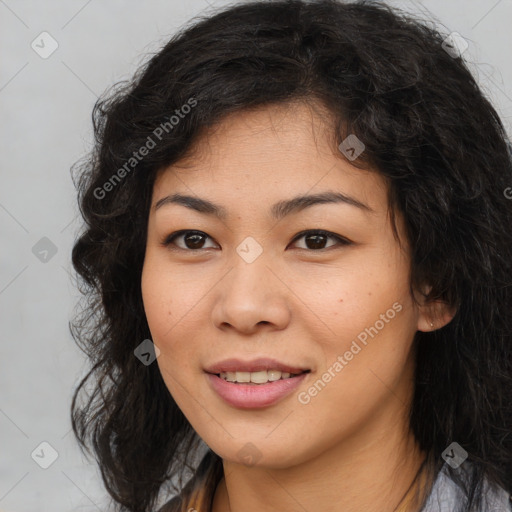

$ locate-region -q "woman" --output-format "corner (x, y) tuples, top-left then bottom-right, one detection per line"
(70, 1), (512, 511)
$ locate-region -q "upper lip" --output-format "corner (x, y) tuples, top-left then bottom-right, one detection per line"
(204, 357), (310, 374)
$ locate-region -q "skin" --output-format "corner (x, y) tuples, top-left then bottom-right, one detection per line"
(141, 101), (455, 512)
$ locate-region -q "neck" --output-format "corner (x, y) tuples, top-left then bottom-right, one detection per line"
(212, 398), (428, 512)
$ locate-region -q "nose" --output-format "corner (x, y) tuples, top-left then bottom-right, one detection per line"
(210, 255), (291, 335)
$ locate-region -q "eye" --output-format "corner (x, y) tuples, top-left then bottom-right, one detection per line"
(161, 230), (218, 251)
(289, 229), (352, 251)
(161, 229), (351, 252)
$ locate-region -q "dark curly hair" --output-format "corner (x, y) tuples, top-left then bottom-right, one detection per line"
(69, 1), (512, 511)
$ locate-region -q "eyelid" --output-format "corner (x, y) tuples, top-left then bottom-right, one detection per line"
(290, 229), (352, 249)
(160, 230), (219, 250)
(160, 229), (352, 251)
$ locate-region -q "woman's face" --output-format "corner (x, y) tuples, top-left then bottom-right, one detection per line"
(141, 102), (433, 468)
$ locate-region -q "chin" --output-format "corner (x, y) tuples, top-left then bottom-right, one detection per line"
(212, 441), (305, 470)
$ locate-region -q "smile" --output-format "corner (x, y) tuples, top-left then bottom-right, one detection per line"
(218, 369), (307, 384)
(205, 371), (310, 409)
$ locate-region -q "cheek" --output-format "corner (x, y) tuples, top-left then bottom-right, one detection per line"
(141, 255), (197, 338)
(141, 265), (170, 337)
(291, 260), (410, 338)
(141, 263), (199, 406)
(141, 255), (214, 384)
(298, 263), (417, 391)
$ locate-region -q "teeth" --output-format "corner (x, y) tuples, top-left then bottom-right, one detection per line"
(236, 371), (250, 383)
(250, 370), (268, 384)
(267, 370), (282, 381)
(219, 369), (301, 384)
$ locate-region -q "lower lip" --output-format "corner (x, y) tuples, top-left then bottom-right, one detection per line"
(205, 372), (309, 409)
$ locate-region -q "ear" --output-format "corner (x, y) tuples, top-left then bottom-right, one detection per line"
(415, 284), (457, 332)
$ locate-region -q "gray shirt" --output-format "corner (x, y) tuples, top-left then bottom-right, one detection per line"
(158, 458), (512, 512)
(422, 464), (512, 511)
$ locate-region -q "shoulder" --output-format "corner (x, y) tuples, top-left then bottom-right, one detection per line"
(422, 463), (512, 512)
(157, 486), (207, 512)
(157, 494), (182, 512)
(157, 448), (222, 512)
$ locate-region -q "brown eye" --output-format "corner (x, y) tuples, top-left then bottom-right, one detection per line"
(161, 229), (352, 252)
(290, 230), (352, 251)
(161, 230), (218, 250)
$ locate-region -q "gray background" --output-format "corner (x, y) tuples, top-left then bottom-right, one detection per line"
(1, 0), (511, 511)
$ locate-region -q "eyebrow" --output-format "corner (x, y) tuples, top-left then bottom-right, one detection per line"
(153, 191), (374, 220)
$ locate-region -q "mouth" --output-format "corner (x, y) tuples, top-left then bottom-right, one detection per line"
(204, 357), (311, 383)
(211, 369), (310, 385)
(204, 358), (311, 408)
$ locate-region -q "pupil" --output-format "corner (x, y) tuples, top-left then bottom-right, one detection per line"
(185, 233), (204, 249)
(307, 234), (326, 249)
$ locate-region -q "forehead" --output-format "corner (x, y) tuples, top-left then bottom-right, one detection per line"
(151, 102), (388, 215)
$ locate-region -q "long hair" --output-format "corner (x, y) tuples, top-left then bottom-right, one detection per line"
(69, 1), (512, 511)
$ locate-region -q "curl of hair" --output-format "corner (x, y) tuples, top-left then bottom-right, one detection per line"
(70, 1), (512, 511)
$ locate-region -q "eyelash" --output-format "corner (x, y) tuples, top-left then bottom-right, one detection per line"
(160, 229), (352, 252)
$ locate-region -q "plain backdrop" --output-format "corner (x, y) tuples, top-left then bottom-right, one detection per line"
(1, 0), (511, 511)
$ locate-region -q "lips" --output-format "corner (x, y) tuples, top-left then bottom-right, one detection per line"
(205, 371), (309, 408)
(204, 357), (310, 375)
